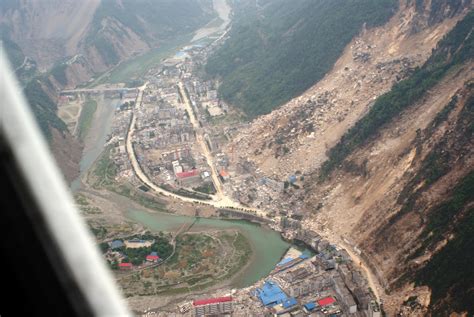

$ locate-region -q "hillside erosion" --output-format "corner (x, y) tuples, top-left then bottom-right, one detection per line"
(223, 0), (472, 315)
(226, 0), (470, 178)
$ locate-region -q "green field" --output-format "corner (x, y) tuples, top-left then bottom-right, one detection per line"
(77, 98), (98, 140)
(120, 231), (253, 297)
(91, 146), (117, 188)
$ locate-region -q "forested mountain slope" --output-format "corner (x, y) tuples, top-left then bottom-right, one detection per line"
(206, 0), (398, 117)
(2, 38), (82, 183)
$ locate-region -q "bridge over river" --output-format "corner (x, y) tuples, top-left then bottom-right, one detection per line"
(60, 87), (138, 95)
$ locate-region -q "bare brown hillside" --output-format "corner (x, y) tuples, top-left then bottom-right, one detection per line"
(0, 0), (100, 70)
(50, 128), (83, 184)
(303, 69), (473, 315)
(223, 0), (473, 314)
(227, 1), (470, 178)
(1, 0), (214, 88)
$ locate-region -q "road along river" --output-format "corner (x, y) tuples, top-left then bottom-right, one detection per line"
(70, 93), (295, 290)
(68, 5), (382, 299)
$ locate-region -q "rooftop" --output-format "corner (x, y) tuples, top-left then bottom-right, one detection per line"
(256, 281), (288, 307)
(193, 296), (232, 306)
(176, 169), (199, 178)
(317, 297), (336, 307)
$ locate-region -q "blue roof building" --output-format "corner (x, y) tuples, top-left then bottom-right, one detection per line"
(256, 281), (288, 307)
(282, 297), (297, 309)
(299, 254), (309, 260)
(289, 175), (297, 184)
(277, 257), (294, 266)
(304, 302), (317, 311)
(110, 240), (124, 249)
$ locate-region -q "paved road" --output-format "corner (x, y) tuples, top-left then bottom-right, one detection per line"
(124, 83), (383, 301)
(339, 240), (382, 302)
(125, 83), (267, 217)
(177, 82), (225, 199)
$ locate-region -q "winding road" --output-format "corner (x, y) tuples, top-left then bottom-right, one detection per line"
(125, 82), (266, 216)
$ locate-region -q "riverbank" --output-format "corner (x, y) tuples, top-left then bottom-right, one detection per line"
(75, 174), (292, 304)
(65, 0), (325, 310)
(117, 230), (252, 296)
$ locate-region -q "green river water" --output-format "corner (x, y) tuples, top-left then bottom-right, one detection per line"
(127, 209), (290, 288)
(69, 88), (293, 290)
(71, 25), (295, 289)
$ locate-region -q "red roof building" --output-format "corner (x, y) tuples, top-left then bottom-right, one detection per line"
(146, 255), (160, 262)
(176, 169), (199, 178)
(119, 263), (133, 270)
(193, 296), (232, 306)
(317, 297), (336, 307)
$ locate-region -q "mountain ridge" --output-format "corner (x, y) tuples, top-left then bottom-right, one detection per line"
(1, 0), (214, 88)
(205, 0), (399, 117)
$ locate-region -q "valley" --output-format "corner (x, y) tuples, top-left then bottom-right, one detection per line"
(2, 0), (473, 316)
(57, 2), (381, 314)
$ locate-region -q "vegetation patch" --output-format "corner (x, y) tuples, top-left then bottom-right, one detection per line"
(103, 232), (173, 268)
(417, 172), (474, 252)
(91, 146), (117, 188)
(24, 79), (67, 140)
(415, 199), (474, 315)
(206, 0), (397, 118)
(118, 231), (252, 296)
(50, 63), (68, 86)
(193, 182), (216, 195)
(77, 98), (98, 140)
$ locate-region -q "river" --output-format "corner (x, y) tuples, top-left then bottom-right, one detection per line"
(73, 92), (294, 288)
(71, 0), (295, 292)
(127, 209), (290, 288)
(191, 0), (231, 42)
(71, 96), (120, 191)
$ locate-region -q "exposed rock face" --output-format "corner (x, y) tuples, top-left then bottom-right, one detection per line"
(0, 0), (101, 70)
(224, 0), (473, 314)
(228, 0), (470, 179)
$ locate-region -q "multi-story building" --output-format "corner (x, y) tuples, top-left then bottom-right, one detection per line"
(193, 297), (233, 316)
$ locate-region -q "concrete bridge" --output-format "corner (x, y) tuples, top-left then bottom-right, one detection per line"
(60, 87), (138, 95)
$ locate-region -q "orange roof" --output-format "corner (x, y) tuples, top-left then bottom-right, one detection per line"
(219, 170), (229, 177)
